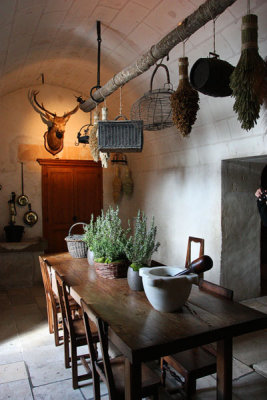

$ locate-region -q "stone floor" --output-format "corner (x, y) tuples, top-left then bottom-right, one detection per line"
(0, 286), (267, 399)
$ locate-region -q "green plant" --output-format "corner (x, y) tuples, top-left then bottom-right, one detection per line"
(89, 206), (130, 264)
(125, 210), (160, 271)
(82, 214), (95, 249)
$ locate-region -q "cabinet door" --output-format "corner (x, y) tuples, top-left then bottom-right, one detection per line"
(39, 160), (103, 253)
(74, 167), (103, 223)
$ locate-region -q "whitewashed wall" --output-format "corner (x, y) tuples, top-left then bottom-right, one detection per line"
(103, 0), (267, 299)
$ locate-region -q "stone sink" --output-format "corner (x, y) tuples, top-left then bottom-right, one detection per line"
(139, 266), (198, 313)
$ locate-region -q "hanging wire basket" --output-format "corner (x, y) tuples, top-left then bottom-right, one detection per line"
(130, 63), (174, 131)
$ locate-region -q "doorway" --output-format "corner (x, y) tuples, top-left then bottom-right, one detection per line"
(38, 159), (103, 253)
(221, 156), (267, 301)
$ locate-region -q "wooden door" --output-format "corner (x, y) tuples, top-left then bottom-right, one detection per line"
(38, 159), (103, 253)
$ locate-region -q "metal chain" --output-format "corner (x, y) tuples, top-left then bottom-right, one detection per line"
(213, 19), (216, 54)
(119, 86), (122, 115)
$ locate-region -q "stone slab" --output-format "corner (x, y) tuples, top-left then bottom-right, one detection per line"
(0, 361), (27, 384)
(32, 379), (84, 400)
(0, 379), (33, 400)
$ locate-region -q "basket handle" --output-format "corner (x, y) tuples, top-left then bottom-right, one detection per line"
(114, 114), (128, 121)
(150, 63), (170, 91)
(68, 222), (87, 236)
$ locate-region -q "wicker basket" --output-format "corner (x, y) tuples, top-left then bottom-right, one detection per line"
(94, 260), (129, 279)
(130, 63), (174, 131)
(65, 222), (88, 258)
(98, 115), (143, 153)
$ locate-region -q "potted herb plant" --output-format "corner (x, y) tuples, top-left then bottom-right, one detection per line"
(89, 206), (130, 279)
(125, 210), (160, 291)
(83, 214), (95, 265)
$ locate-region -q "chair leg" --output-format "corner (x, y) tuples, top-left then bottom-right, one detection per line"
(184, 374), (197, 399)
(92, 368), (101, 400)
(46, 298), (54, 334)
(64, 328), (71, 369)
(71, 342), (79, 389)
(53, 311), (60, 346)
(160, 358), (167, 387)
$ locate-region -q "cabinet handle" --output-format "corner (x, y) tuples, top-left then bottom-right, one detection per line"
(73, 216), (77, 222)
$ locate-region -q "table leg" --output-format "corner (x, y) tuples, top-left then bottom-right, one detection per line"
(125, 358), (142, 400)
(216, 337), (233, 400)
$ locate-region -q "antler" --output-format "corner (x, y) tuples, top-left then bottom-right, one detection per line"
(64, 104), (79, 118)
(31, 90), (56, 117)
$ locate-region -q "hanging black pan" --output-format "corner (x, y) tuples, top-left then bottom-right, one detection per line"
(17, 162), (29, 207)
(24, 203), (38, 227)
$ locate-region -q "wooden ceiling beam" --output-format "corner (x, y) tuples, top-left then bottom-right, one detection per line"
(80, 0), (238, 112)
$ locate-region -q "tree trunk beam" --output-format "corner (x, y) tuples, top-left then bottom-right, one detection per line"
(80, 0), (238, 112)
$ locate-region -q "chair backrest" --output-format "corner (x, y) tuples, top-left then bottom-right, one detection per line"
(39, 256), (57, 310)
(199, 279), (233, 300)
(185, 237), (204, 268)
(81, 300), (116, 399)
(80, 299), (100, 380)
(55, 272), (75, 337)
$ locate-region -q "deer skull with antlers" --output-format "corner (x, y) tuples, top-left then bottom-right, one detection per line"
(29, 90), (79, 155)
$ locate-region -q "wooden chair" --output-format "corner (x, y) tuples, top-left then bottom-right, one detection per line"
(81, 299), (160, 400)
(161, 279), (233, 398)
(185, 236), (204, 268)
(55, 272), (99, 389)
(39, 256), (80, 346)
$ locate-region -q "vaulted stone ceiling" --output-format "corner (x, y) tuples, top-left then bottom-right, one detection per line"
(0, 0), (266, 110)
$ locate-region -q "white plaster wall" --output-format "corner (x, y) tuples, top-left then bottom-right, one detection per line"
(0, 85), (95, 242)
(103, 13), (267, 295)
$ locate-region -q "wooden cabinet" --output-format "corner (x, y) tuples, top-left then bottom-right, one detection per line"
(38, 159), (103, 253)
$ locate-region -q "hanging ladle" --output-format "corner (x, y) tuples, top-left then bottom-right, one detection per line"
(17, 162), (29, 207)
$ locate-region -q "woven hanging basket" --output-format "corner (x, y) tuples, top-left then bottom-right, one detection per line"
(98, 115), (143, 153)
(130, 63), (174, 131)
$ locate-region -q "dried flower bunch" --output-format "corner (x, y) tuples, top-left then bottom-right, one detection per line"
(171, 57), (199, 137)
(89, 111), (99, 162)
(230, 14), (267, 131)
(125, 210), (160, 271)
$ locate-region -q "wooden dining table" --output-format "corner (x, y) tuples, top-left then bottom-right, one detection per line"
(44, 252), (267, 400)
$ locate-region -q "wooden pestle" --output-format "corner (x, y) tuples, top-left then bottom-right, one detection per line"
(174, 255), (213, 276)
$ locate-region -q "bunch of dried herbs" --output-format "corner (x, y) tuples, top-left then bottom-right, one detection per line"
(171, 57), (199, 137)
(230, 14), (267, 131)
(89, 111), (99, 161)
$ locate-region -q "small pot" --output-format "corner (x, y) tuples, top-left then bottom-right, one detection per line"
(87, 248), (94, 265)
(190, 56), (234, 97)
(127, 266), (144, 291)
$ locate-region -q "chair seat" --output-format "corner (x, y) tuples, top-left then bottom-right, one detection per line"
(97, 356), (160, 399)
(164, 347), (216, 378)
(72, 317), (98, 338)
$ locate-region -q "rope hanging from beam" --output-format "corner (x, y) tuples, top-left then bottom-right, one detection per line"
(79, 0), (238, 113)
